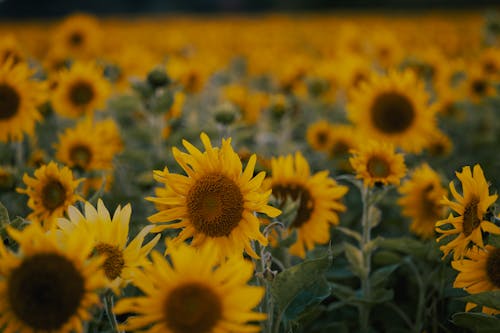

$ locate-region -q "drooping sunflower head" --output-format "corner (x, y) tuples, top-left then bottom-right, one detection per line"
(349, 140), (407, 188)
(306, 120), (335, 153)
(51, 13), (102, 59)
(147, 132), (281, 260)
(268, 152), (348, 258)
(398, 164), (448, 239)
(436, 165), (500, 260)
(17, 161), (83, 229)
(452, 245), (500, 315)
(52, 61), (111, 118)
(347, 70), (437, 153)
(114, 241), (266, 333)
(58, 199), (160, 293)
(0, 59), (47, 142)
(0, 222), (106, 333)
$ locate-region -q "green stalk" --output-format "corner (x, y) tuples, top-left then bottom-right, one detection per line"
(359, 185), (372, 332)
(103, 290), (122, 333)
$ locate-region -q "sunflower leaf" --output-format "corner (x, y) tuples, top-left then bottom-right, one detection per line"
(458, 291), (500, 310)
(343, 242), (365, 278)
(370, 264), (399, 289)
(452, 312), (500, 332)
(377, 237), (428, 258)
(271, 251), (332, 321)
(0, 202), (9, 226)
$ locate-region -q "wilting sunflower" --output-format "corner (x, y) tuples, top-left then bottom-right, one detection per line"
(347, 70), (437, 153)
(50, 13), (102, 60)
(436, 165), (500, 260)
(0, 223), (106, 333)
(0, 59), (46, 142)
(267, 152), (348, 258)
(147, 132), (281, 260)
(57, 200), (160, 293)
(17, 161), (83, 229)
(452, 245), (500, 315)
(114, 241), (265, 333)
(306, 120), (335, 153)
(398, 164), (448, 239)
(52, 61), (111, 118)
(349, 141), (407, 187)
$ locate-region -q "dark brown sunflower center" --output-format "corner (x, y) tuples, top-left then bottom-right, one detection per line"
(316, 131), (329, 146)
(0, 83), (20, 120)
(272, 183), (314, 228)
(69, 32), (84, 46)
(69, 144), (92, 168)
(486, 248), (500, 288)
(2, 50), (22, 65)
(371, 92), (415, 134)
(366, 156), (391, 178)
(186, 173), (244, 237)
(7, 253), (85, 331)
(41, 180), (67, 211)
(331, 140), (350, 156)
(471, 79), (487, 96)
(95, 243), (125, 280)
(352, 72), (368, 88)
(462, 197), (481, 236)
(164, 282), (222, 333)
(69, 81), (94, 106)
(483, 61), (497, 75)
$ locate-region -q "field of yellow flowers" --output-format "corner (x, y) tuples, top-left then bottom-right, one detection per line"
(0, 10), (500, 333)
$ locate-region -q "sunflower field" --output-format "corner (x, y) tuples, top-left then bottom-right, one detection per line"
(0, 9), (500, 333)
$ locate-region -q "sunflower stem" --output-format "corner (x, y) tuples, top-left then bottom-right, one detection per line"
(254, 241), (274, 333)
(404, 257), (425, 332)
(13, 140), (24, 167)
(359, 185), (372, 332)
(103, 291), (122, 333)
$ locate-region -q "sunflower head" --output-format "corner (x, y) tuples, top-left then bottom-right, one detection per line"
(0, 59), (47, 142)
(347, 70), (437, 153)
(58, 199), (160, 293)
(147, 132), (280, 260)
(114, 241), (266, 333)
(52, 61), (111, 118)
(462, 66), (496, 103)
(306, 120), (335, 153)
(0, 222), (106, 332)
(349, 141), (407, 188)
(17, 161), (83, 229)
(436, 164), (500, 260)
(268, 152), (348, 258)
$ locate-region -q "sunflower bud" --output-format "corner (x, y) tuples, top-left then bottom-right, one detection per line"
(147, 68), (170, 89)
(214, 102), (238, 125)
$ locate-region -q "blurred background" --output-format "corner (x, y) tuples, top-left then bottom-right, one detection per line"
(1, 0), (499, 18)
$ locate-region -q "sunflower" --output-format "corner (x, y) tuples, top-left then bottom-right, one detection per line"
(306, 120), (335, 153)
(452, 245), (500, 315)
(222, 84), (269, 124)
(426, 130), (453, 157)
(114, 241), (265, 333)
(478, 47), (500, 81)
(347, 70), (437, 153)
(0, 222), (106, 333)
(50, 13), (102, 60)
(328, 124), (360, 160)
(0, 165), (16, 190)
(436, 165), (500, 260)
(17, 161), (83, 229)
(398, 164), (448, 239)
(266, 152), (348, 258)
(349, 141), (407, 188)
(0, 34), (25, 65)
(0, 59), (47, 142)
(52, 61), (111, 118)
(461, 66), (496, 103)
(57, 200), (160, 293)
(147, 132), (281, 260)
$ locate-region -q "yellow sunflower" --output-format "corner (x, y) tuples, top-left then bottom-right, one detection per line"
(478, 47), (500, 81)
(0, 59), (47, 142)
(328, 124), (360, 159)
(461, 66), (496, 103)
(398, 164), (448, 239)
(0, 222), (106, 333)
(436, 165), (500, 260)
(452, 245), (500, 315)
(52, 61), (111, 118)
(50, 13), (102, 60)
(57, 200), (160, 293)
(114, 241), (265, 333)
(349, 141), (407, 188)
(306, 120), (335, 153)
(147, 132), (281, 260)
(17, 161), (83, 229)
(347, 70), (437, 153)
(426, 130), (453, 157)
(0, 165), (16, 190)
(267, 152), (348, 258)
(0, 34), (25, 65)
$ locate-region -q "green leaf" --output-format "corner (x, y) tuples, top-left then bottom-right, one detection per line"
(459, 291), (500, 310)
(343, 242), (365, 278)
(370, 264), (399, 289)
(336, 226), (361, 243)
(330, 282), (356, 300)
(452, 312), (500, 332)
(0, 202), (9, 226)
(377, 237), (428, 258)
(271, 252), (332, 319)
(368, 206), (381, 228)
(284, 277), (331, 320)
